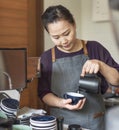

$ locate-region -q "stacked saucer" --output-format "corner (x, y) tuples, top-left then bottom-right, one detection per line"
(0, 98), (19, 118)
(30, 115), (57, 130)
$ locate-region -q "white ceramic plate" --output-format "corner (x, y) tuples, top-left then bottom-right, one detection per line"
(1, 98), (19, 110)
(30, 120), (56, 127)
(30, 124), (56, 130)
(0, 106), (16, 116)
(1, 105), (17, 114)
(30, 115), (56, 124)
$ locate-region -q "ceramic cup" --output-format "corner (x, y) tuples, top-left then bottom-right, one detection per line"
(63, 92), (85, 105)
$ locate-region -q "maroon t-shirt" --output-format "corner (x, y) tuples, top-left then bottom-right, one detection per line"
(38, 40), (119, 99)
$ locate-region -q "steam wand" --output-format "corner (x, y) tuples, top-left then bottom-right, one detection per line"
(2, 72), (13, 90)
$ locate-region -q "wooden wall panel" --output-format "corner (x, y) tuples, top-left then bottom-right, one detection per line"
(0, 0), (28, 48)
(0, 0), (28, 9)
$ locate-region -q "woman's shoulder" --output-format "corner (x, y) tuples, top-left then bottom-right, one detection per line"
(86, 40), (108, 52)
(86, 40), (104, 48)
(40, 48), (52, 64)
(86, 40), (110, 59)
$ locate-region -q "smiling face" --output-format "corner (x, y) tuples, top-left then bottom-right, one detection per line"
(47, 20), (77, 53)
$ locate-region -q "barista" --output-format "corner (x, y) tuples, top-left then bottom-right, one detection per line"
(38, 5), (119, 130)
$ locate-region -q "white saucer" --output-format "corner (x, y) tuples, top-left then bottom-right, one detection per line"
(30, 120), (56, 127)
(30, 124), (56, 130)
(30, 115), (56, 124)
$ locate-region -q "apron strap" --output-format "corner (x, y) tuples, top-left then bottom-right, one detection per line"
(81, 40), (88, 55)
(51, 40), (88, 62)
(51, 47), (56, 62)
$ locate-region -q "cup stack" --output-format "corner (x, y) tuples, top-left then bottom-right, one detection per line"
(30, 115), (57, 130)
(0, 98), (19, 118)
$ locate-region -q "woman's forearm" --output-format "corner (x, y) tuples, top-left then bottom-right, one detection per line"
(99, 61), (119, 86)
(42, 93), (86, 110)
(42, 93), (63, 108)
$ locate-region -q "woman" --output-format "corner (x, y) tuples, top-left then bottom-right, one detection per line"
(38, 5), (119, 130)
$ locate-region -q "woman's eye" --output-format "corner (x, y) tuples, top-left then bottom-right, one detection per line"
(52, 36), (59, 39)
(64, 32), (70, 36)
(54, 37), (59, 39)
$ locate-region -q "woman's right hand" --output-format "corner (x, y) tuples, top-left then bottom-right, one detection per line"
(43, 93), (86, 110)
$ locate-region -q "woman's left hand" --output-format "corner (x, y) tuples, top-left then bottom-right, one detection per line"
(64, 98), (86, 110)
(81, 59), (100, 76)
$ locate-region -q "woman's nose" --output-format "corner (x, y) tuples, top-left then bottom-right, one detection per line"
(60, 37), (67, 44)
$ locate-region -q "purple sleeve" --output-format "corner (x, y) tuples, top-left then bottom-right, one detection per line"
(87, 41), (119, 69)
(38, 49), (53, 99)
(87, 41), (119, 94)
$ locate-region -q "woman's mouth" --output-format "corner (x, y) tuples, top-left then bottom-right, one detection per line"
(63, 44), (71, 48)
